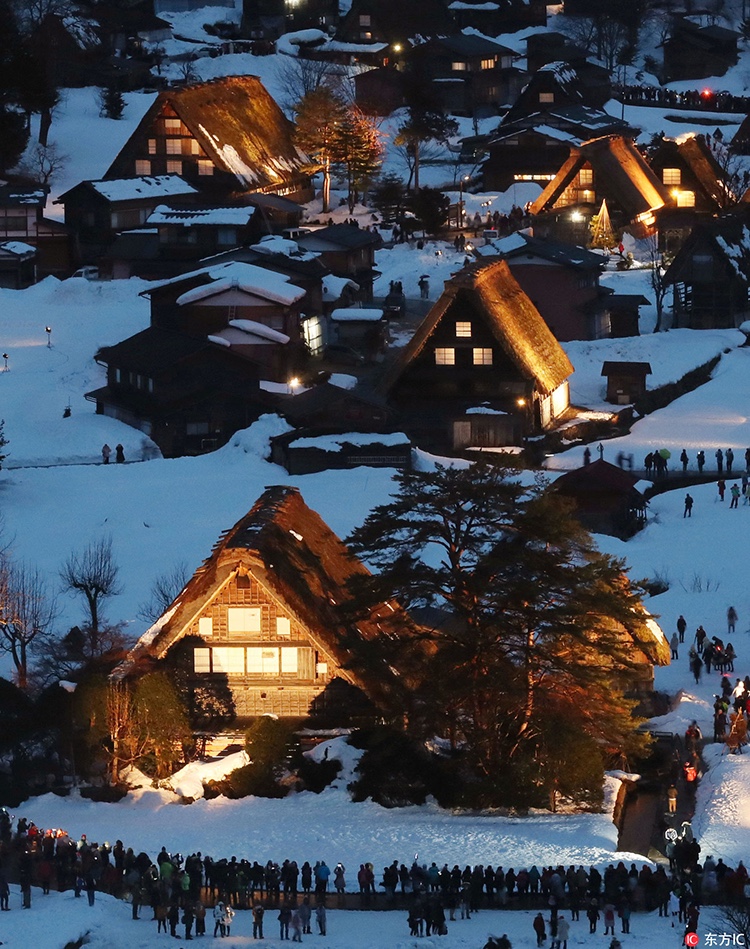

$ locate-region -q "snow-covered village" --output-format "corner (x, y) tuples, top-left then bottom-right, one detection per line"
(7, 0), (750, 948)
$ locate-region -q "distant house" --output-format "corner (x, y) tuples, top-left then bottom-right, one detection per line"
(601, 360), (652, 404)
(92, 5), (172, 57)
(406, 35), (525, 116)
(270, 429), (412, 474)
(482, 125), (581, 194)
(0, 183), (70, 278)
(552, 459), (648, 538)
(329, 307), (387, 356)
(336, 0), (453, 47)
(85, 326), (276, 457)
(504, 60), (613, 125)
(663, 218), (750, 329)
(649, 135), (731, 254)
(0, 241), (37, 289)
(241, 0), (339, 39)
(297, 225), (380, 302)
(55, 175), (199, 262)
(380, 259), (573, 449)
(354, 65), (406, 116)
(111, 484), (413, 720)
(475, 232), (618, 340)
(525, 31), (587, 74)
(448, 0), (546, 34)
(662, 17), (739, 83)
(104, 76), (313, 201)
(280, 381), (391, 430)
(530, 135), (668, 243)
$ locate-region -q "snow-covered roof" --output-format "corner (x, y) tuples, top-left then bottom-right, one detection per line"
(0, 240), (36, 257)
(249, 234), (318, 261)
(448, 1), (499, 9)
(291, 432), (410, 450)
(715, 225), (750, 278)
(322, 275), (360, 302)
(330, 308), (384, 322)
(466, 404), (508, 415)
(147, 205), (254, 226)
(150, 261), (306, 307)
(229, 319), (290, 344)
(276, 28), (328, 56)
(85, 175), (198, 202)
(210, 321), (291, 346)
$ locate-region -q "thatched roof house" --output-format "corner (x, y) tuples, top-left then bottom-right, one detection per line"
(111, 486), (413, 720)
(380, 259), (573, 449)
(105, 76), (313, 200)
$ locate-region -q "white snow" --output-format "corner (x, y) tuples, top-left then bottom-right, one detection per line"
(83, 175), (198, 202)
(289, 432), (411, 450)
(330, 308), (384, 322)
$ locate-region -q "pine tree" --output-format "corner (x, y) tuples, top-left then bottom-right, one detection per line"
(294, 86), (348, 213)
(409, 186), (450, 236)
(333, 106), (383, 213)
(589, 198), (615, 249)
(100, 85), (125, 120)
(345, 463), (657, 805)
(0, 2), (30, 172)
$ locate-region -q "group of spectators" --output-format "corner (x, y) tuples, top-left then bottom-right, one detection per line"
(614, 83), (749, 113)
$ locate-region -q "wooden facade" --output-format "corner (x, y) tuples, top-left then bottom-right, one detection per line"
(112, 486), (412, 721)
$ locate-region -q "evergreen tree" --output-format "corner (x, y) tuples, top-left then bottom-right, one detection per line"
(345, 463), (657, 805)
(409, 186), (450, 236)
(333, 106), (383, 213)
(99, 84), (125, 120)
(394, 107), (458, 192)
(294, 86), (348, 213)
(0, 3), (30, 172)
(371, 172), (407, 223)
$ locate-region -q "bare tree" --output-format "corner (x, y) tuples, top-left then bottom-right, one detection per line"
(647, 236), (670, 333)
(60, 536), (121, 654)
(17, 142), (68, 186)
(275, 55), (343, 113)
(137, 560), (190, 625)
(0, 557), (57, 688)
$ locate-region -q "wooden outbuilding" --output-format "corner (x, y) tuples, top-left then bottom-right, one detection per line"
(552, 459), (648, 538)
(601, 360), (652, 404)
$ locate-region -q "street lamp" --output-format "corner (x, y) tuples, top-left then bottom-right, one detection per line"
(458, 174), (470, 231)
(45, 326), (52, 348)
(2, 353), (8, 371)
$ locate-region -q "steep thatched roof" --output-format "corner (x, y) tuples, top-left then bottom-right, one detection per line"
(380, 259), (573, 396)
(530, 135), (668, 219)
(650, 135), (729, 208)
(106, 76), (309, 190)
(111, 486), (411, 695)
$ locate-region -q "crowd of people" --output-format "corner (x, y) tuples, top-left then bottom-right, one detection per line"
(614, 83), (750, 114)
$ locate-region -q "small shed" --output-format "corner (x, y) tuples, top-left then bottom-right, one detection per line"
(270, 430), (412, 475)
(601, 360), (652, 404)
(0, 241), (37, 289)
(607, 294), (650, 338)
(329, 307), (386, 353)
(552, 459), (648, 538)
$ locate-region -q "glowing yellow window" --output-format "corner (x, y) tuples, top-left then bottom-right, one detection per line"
(435, 347), (455, 365)
(473, 348), (493, 365)
(455, 321), (472, 337)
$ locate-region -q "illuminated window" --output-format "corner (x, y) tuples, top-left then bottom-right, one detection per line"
(135, 160), (151, 175)
(281, 647), (298, 673)
(227, 607), (261, 633)
(480, 58), (495, 70)
(435, 347), (455, 365)
(455, 321), (472, 337)
(198, 617), (213, 638)
(247, 647), (279, 675)
(276, 617), (291, 637)
(166, 139), (182, 155)
(359, 13), (370, 25)
(164, 118), (181, 132)
(190, 139), (201, 155)
(212, 647), (245, 674)
(198, 160), (214, 176)
(360, 31), (371, 39)
(578, 168), (593, 186)
(663, 167), (681, 185)
(166, 160), (182, 174)
(473, 348), (493, 365)
(539, 92), (554, 103)
(452, 61), (468, 71)
(193, 648), (211, 673)
(148, 138), (156, 155)
(677, 190), (695, 207)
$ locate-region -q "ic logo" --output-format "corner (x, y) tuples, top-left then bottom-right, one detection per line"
(684, 934), (699, 947)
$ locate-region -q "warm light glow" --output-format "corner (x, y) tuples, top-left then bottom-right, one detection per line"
(288, 377), (300, 390)
(570, 211), (583, 222)
(671, 189), (680, 198)
(517, 397), (526, 407)
(392, 43), (402, 52)
(701, 88), (712, 98)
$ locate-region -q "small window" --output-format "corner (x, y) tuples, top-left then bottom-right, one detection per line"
(166, 160), (182, 174)
(164, 117), (181, 132)
(677, 190), (695, 207)
(227, 606), (261, 633)
(578, 168), (593, 186)
(451, 61), (468, 72)
(212, 647), (245, 674)
(276, 617), (291, 638)
(360, 30), (371, 39)
(198, 160), (214, 176)
(358, 13), (370, 25)
(455, 321), (472, 338)
(114, 368), (122, 383)
(435, 347), (455, 365)
(247, 646), (279, 675)
(217, 227), (237, 246)
(473, 348), (493, 365)
(663, 167), (681, 185)
(193, 647), (211, 673)
(166, 138), (182, 155)
(480, 58), (495, 70)
(316, 661), (328, 677)
(186, 421), (209, 435)
(190, 139), (201, 155)
(135, 160), (151, 175)
(539, 92), (554, 103)
(148, 138), (157, 155)
(198, 617), (213, 638)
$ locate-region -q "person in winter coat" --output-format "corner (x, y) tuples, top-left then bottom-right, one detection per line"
(334, 863), (346, 905)
(533, 912), (546, 946)
(194, 899), (206, 937)
(101, 443), (111, 464)
(718, 478), (726, 501)
(716, 448), (724, 472)
(670, 633), (680, 659)
(316, 902), (327, 935)
(727, 448), (735, 472)
(697, 450), (705, 472)
(728, 606), (738, 634)
(115, 443), (125, 463)
(213, 900), (227, 937)
(278, 903), (292, 939)
(223, 903), (235, 937)
(680, 449), (689, 471)
(677, 615), (687, 642)
(298, 896), (312, 934)
(0, 868), (9, 910)
(553, 915), (570, 949)
(291, 907), (303, 942)
(168, 902), (179, 937)
(183, 901), (194, 940)
(587, 900), (600, 933)
(619, 900), (632, 934)
(603, 903), (616, 935)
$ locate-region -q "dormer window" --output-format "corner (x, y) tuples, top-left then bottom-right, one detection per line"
(663, 168), (681, 185)
(539, 92), (554, 103)
(455, 321), (472, 337)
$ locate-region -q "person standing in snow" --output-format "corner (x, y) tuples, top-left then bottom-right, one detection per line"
(680, 449), (689, 472)
(677, 615), (687, 643)
(315, 901), (327, 935)
(728, 606), (738, 634)
(670, 633), (680, 660)
(727, 448), (735, 473)
(554, 915), (570, 949)
(532, 912), (546, 946)
(718, 478), (726, 501)
(730, 483), (741, 508)
(684, 494), (694, 517)
(716, 448), (724, 472)
(697, 450), (705, 472)
(587, 900), (600, 934)
(101, 443), (111, 464)
(213, 900), (227, 937)
(115, 443), (125, 464)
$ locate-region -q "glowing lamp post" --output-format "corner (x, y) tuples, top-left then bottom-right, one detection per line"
(287, 376), (300, 395)
(45, 326), (52, 348)
(458, 175), (470, 230)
